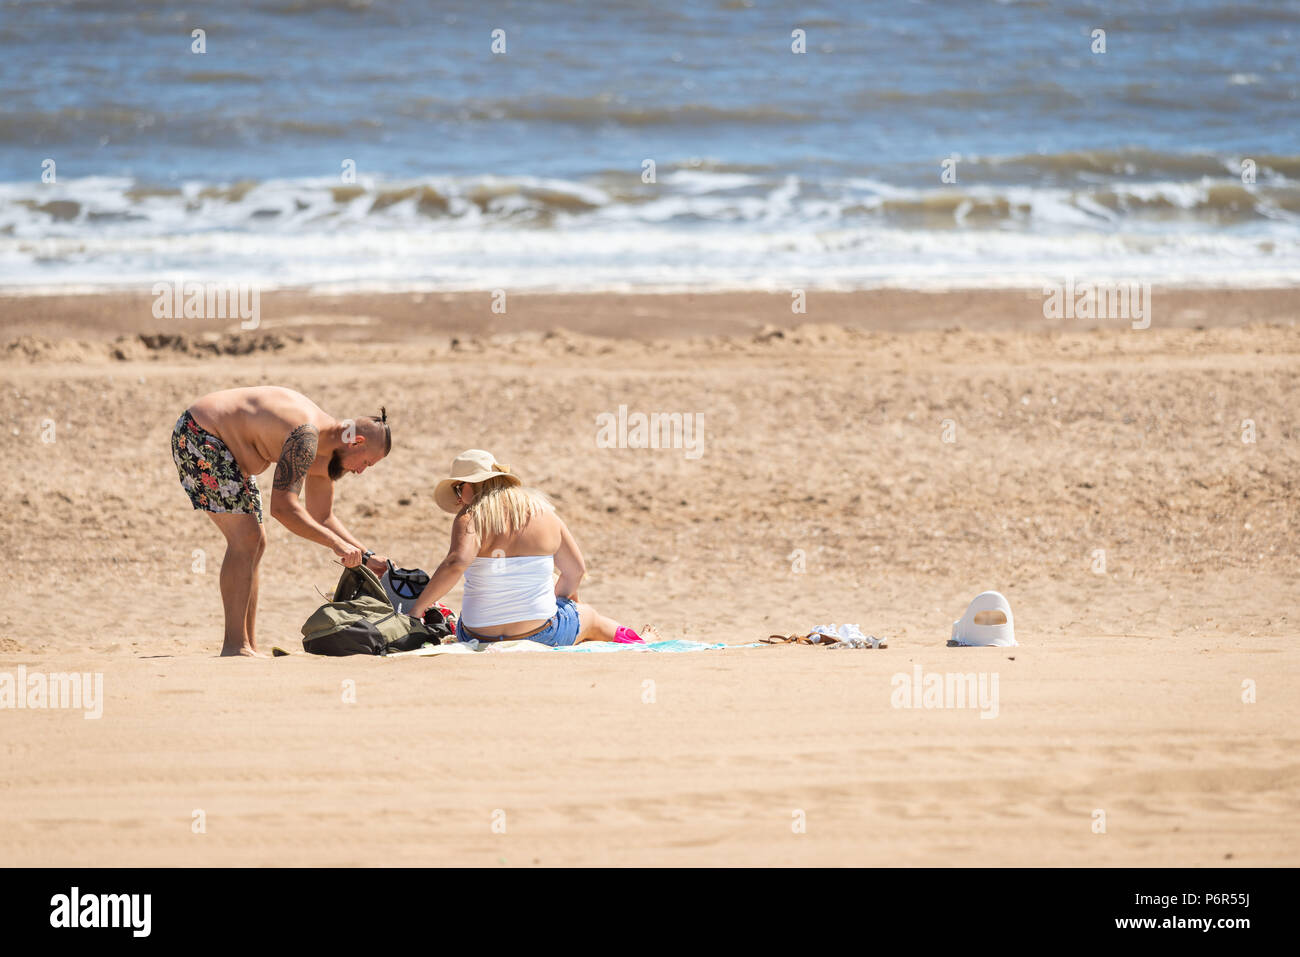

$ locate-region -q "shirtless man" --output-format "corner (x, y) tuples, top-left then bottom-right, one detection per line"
(170, 387), (392, 656)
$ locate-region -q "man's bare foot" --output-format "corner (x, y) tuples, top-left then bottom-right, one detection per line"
(220, 644), (268, 658)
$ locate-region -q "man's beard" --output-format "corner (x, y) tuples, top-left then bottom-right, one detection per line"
(328, 451), (346, 480)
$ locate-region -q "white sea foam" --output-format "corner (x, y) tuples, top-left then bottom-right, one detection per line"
(2, 173), (1298, 292)
(1, 224), (1296, 293)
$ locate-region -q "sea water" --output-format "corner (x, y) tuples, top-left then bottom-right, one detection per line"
(1, 0), (1297, 291)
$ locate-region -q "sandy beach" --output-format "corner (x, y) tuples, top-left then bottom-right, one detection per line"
(0, 288), (1296, 866)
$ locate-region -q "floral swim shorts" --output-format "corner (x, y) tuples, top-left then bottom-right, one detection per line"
(171, 410), (263, 523)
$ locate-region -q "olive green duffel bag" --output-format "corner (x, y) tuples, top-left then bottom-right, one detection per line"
(300, 564), (444, 656)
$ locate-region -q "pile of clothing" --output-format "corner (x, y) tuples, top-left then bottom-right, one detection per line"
(761, 624), (887, 649)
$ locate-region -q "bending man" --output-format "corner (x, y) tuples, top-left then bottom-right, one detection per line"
(170, 386), (391, 656)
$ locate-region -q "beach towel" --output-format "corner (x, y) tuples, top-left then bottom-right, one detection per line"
(557, 639), (752, 653)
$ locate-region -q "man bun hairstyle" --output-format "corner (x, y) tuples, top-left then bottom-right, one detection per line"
(364, 405), (391, 455)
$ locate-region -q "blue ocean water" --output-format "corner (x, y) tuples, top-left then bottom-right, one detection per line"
(1, 0), (1297, 290)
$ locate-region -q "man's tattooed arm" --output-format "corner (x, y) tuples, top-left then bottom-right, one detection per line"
(272, 424), (319, 496)
(267, 423), (352, 557)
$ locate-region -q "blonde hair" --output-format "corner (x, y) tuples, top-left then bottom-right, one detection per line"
(466, 475), (555, 539)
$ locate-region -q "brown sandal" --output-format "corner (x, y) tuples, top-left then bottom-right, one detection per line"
(761, 632), (822, 645)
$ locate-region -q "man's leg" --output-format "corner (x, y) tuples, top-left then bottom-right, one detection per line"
(244, 527), (266, 650)
(207, 513), (267, 657)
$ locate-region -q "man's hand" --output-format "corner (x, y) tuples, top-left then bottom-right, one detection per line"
(336, 542), (363, 567)
(365, 554), (389, 575)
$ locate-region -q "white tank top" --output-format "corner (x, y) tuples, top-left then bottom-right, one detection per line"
(460, 554), (558, 629)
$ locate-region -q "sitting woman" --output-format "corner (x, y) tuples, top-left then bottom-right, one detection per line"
(409, 450), (656, 647)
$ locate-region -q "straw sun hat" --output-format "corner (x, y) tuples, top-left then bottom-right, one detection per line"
(434, 449), (520, 513)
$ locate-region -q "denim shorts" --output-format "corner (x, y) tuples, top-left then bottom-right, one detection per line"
(457, 596), (581, 647)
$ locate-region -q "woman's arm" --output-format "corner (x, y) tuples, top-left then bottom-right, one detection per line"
(553, 518), (586, 600)
(409, 510), (479, 618)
